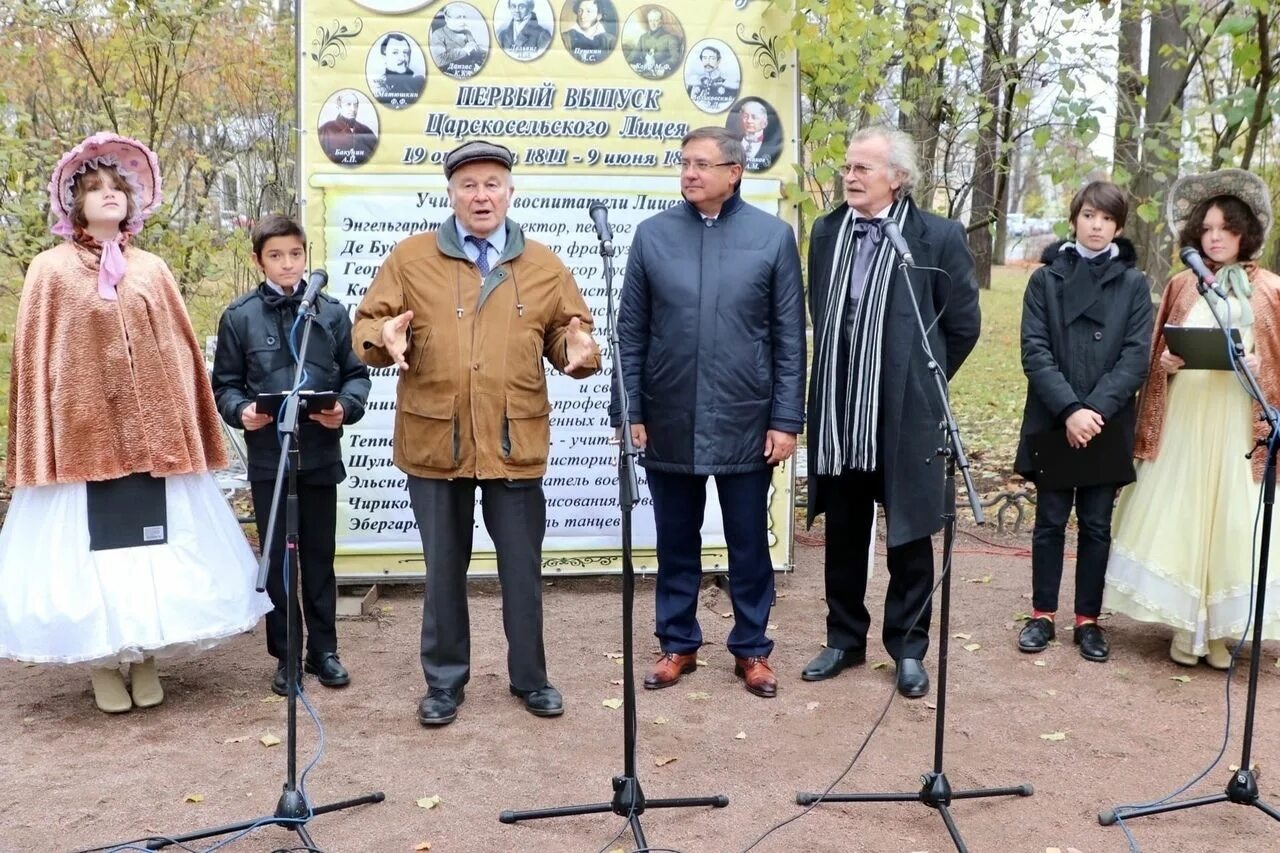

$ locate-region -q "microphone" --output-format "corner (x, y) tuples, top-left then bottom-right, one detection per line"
(589, 201), (614, 245)
(298, 268), (328, 312)
(880, 220), (915, 267)
(1179, 246), (1227, 299)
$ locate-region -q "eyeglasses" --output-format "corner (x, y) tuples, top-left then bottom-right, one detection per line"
(677, 160), (737, 173)
(839, 163), (885, 178)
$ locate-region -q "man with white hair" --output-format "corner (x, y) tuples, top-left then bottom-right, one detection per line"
(353, 140), (600, 726)
(738, 99), (779, 171)
(801, 125), (981, 699)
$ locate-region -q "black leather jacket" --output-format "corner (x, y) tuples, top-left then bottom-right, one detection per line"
(211, 282), (371, 482)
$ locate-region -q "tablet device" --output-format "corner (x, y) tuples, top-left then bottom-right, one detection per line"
(1163, 325), (1243, 371)
(256, 390), (340, 416)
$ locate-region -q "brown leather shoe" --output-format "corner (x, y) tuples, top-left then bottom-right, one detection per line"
(734, 655), (777, 698)
(644, 652), (698, 690)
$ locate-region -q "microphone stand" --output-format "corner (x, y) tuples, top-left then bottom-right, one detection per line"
(498, 228), (728, 847)
(797, 257), (1032, 852)
(102, 291), (384, 851)
(1099, 272), (1280, 830)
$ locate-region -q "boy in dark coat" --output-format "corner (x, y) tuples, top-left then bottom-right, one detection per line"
(1014, 182), (1153, 662)
(212, 215), (371, 694)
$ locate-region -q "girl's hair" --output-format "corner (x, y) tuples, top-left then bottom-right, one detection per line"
(1069, 181), (1128, 227)
(1178, 194), (1265, 260)
(70, 165), (137, 234)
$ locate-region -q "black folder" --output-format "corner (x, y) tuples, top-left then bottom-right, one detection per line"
(1027, 425), (1134, 490)
(1163, 325), (1243, 371)
(86, 473), (168, 551)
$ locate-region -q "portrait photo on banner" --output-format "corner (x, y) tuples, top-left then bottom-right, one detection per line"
(494, 0), (556, 62)
(366, 31), (427, 109)
(726, 96), (783, 172)
(559, 0), (619, 65)
(429, 2), (491, 79)
(683, 38), (740, 114)
(316, 89), (380, 167)
(621, 3), (685, 80)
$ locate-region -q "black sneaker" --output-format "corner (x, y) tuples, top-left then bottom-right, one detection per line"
(1017, 616), (1055, 653)
(1074, 622), (1110, 662)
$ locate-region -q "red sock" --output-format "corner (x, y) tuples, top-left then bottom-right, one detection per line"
(1075, 614), (1098, 628)
(1032, 609), (1055, 621)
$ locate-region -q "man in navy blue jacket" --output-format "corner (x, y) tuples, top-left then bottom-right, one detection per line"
(615, 126), (806, 699)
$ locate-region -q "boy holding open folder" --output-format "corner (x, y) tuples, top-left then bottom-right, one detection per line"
(1013, 182), (1153, 662)
(212, 215), (371, 694)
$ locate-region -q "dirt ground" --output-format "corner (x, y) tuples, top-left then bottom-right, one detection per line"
(2, 523), (1278, 853)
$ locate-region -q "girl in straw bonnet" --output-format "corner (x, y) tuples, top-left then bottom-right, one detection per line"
(0, 133), (269, 712)
(1105, 168), (1280, 667)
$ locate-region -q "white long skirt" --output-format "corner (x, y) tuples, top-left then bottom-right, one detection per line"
(0, 472), (271, 665)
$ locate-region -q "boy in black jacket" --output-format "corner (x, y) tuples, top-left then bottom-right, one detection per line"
(1013, 182), (1153, 663)
(212, 215), (371, 694)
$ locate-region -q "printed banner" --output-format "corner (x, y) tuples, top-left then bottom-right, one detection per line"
(299, 0), (800, 578)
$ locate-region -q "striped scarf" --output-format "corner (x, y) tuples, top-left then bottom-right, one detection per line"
(812, 198), (910, 474)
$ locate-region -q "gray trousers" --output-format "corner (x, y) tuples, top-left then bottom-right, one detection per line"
(407, 475), (548, 692)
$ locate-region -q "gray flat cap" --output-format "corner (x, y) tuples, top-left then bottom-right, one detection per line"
(443, 140), (514, 178)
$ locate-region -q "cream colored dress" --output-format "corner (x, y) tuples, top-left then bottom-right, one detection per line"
(1105, 297), (1280, 653)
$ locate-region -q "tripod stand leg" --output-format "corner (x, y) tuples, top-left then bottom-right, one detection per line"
(949, 784), (1035, 800)
(500, 801), (616, 823)
(936, 804), (966, 853)
(645, 795), (731, 810)
(309, 791), (386, 816)
(1099, 792), (1229, 825)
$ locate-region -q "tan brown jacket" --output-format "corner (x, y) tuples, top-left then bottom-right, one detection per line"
(353, 217), (599, 480)
(1135, 264), (1280, 481)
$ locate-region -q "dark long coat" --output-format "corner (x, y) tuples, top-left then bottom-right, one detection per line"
(1013, 238), (1153, 482)
(806, 199), (982, 547)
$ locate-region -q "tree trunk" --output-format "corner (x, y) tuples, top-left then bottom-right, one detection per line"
(967, 0), (1006, 290)
(1113, 0), (1143, 189)
(1129, 3), (1186, 288)
(898, 0), (946, 209)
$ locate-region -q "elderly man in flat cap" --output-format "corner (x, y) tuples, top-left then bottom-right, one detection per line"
(354, 139), (600, 727)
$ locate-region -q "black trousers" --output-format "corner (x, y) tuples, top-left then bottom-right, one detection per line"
(818, 470), (935, 661)
(1030, 484), (1118, 617)
(407, 475), (548, 693)
(250, 479), (339, 662)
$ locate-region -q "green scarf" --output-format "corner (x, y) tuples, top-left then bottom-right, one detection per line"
(1206, 263), (1253, 328)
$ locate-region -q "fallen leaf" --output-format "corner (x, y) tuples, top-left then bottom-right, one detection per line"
(968, 574), (993, 584)
(963, 643), (982, 652)
(1170, 675), (1192, 683)
(609, 679), (623, 686)
(654, 756), (678, 766)
(805, 701), (820, 711)
(953, 632), (972, 640)
(602, 698), (623, 710)
(924, 701), (938, 710)
(260, 734), (281, 747)
(380, 605), (394, 614)
(687, 691), (711, 701)
(222, 735), (250, 744)
(604, 652), (624, 660)
(416, 794), (443, 810)
(1045, 689), (1058, 697)
(720, 611), (733, 618)
(414, 843), (432, 851)
(696, 658), (708, 667)
(1034, 660), (1047, 667)
(767, 623), (778, 630)
(1046, 848), (1062, 853)
(871, 661), (890, 670)
(261, 696), (284, 704)
(1013, 612), (1031, 622)
(184, 794), (204, 803)
(734, 731), (747, 740)
(1039, 731), (1068, 742)
(653, 716), (668, 725)
(21, 717), (34, 724)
